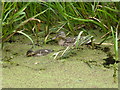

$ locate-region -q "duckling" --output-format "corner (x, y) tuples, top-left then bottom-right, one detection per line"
(26, 49), (54, 57)
(53, 31), (76, 46)
(53, 31), (94, 46)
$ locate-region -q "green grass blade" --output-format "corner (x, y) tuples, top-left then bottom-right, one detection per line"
(13, 12), (25, 22)
(104, 6), (120, 12)
(74, 31), (83, 48)
(61, 46), (70, 57)
(79, 36), (93, 45)
(97, 9), (119, 23)
(111, 26), (118, 61)
(2, 8), (14, 22)
(17, 31), (34, 46)
(64, 13), (107, 32)
(12, 2), (30, 18)
(15, 8), (49, 30)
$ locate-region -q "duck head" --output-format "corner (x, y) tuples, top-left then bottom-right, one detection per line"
(26, 50), (35, 57)
(52, 31), (66, 40)
(52, 31), (66, 46)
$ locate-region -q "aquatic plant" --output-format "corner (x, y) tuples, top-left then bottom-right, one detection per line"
(74, 31), (94, 48)
(2, 2), (120, 45)
(53, 31), (94, 59)
(111, 26), (119, 83)
(1, 2), (49, 48)
(2, 2), (30, 42)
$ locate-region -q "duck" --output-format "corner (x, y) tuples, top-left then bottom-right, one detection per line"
(52, 31), (76, 46)
(52, 31), (93, 46)
(26, 49), (54, 57)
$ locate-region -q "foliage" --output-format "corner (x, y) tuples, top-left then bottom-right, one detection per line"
(53, 31), (94, 59)
(1, 2), (120, 83)
(1, 2), (49, 47)
(1, 2), (120, 48)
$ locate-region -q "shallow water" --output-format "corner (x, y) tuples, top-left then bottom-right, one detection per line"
(1, 30), (118, 88)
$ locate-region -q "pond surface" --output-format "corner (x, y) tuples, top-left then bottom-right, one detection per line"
(1, 30), (118, 88)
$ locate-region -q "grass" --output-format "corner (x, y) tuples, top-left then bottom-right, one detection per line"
(111, 26), (119, 83)
(53, 30), (94, 59)
(2, 2), (120, 40)
(1, 2), (119, 60)
(1, 2), (120, 83)
(1, 2), (49, 48)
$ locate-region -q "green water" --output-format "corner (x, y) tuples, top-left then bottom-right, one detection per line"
(1, 30), (118, 88)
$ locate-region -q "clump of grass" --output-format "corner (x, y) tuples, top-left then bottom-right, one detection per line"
(74, 31), (94, 48)
(1, 2), (49, 48)
(74, 31), (83, 48)
(53, 31), (94, 59)
(53, 46), (71, 59)
(2, 2), (120, 46)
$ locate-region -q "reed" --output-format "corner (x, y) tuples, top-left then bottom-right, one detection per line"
(111, 26), (118, 83)
(2, 2), (119, 47)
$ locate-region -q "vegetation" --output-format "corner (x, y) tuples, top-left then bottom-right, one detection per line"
(1, 2), (120, 83)
(1, 2), (120, 42)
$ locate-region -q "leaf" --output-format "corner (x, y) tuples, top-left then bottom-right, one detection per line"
(74, 31), (83, 48)
(17, 31), (34, 46)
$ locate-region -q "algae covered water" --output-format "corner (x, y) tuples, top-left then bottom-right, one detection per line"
(2, 36), (118, 88)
